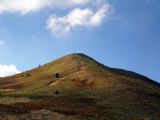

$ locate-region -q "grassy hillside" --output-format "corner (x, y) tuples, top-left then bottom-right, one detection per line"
(0, 53), (160, 120)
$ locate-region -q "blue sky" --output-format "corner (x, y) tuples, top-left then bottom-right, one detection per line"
(0, 0), (160, 82)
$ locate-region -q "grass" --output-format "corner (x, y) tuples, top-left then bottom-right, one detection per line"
(0, 53), (160, 120)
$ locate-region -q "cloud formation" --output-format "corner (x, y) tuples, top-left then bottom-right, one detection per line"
(0, 0), (90, 14)
(46, 4), (111, 35)
(0, 64), (20, 77)
(0, 0), (112, 35)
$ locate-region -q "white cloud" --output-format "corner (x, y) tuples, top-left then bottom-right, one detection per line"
(0, 0), (113, 36)
(0, 0), (91, 15)
(0, 40), (5, 46)
(46, 4), (111, 35)
(0, 64), (20, 77)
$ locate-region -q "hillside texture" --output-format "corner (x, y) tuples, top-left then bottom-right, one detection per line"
(0, 53), (160, 120)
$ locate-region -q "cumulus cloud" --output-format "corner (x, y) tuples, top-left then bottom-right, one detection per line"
(0, 64), (20, 77)
(46, 4), (111, 35)
(0, 0), (91, 15)
(0, 0), (113, 36)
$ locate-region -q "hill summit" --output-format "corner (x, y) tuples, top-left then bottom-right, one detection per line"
(0, 53), (160, 120)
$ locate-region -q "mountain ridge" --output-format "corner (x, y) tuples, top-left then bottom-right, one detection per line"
(0, 53), (160, 120)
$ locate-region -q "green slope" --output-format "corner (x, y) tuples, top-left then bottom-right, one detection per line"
(0, 53), (160, 120)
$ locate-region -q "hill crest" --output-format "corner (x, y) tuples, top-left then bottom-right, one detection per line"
(0, 53), (160, 120)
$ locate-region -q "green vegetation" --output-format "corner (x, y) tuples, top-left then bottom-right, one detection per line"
(0, 53), (160, 120)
